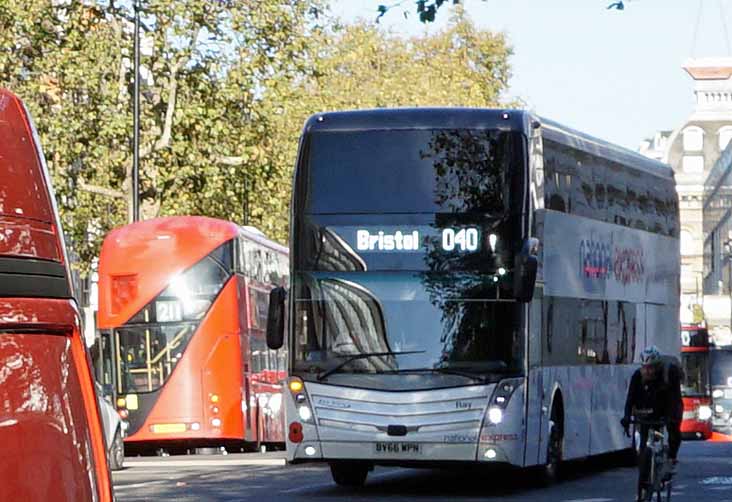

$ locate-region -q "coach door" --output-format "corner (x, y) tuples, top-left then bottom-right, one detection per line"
(524, 284), (544, 466)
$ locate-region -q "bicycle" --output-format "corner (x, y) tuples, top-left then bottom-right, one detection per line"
(630, 416), (674, 502)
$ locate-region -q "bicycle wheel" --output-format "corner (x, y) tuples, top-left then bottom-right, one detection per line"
(637, 449), (653, 502)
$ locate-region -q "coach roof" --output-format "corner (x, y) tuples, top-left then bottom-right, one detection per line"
(303, 108), (531, 133)
(303, 108), (674, 180)
(540, 117), (674, 180)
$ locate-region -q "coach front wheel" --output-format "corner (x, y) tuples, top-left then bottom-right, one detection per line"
(540, 403), (564, 485)
(329, 461), (371, 487)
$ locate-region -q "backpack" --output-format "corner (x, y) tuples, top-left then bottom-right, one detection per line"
(659, 354), (683, 387)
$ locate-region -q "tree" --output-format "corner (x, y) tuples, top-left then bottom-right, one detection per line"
(376, 0), (629, 23)
(262, 7), (514, 229)
(0, 0), (325, 272)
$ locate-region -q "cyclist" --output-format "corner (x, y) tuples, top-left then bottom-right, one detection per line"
(620, 346), (683, 470)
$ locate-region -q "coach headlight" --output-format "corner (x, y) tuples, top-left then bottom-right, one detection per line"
(298, 405), (313, 422)
(698, 405), (712, 421)
(713, 389), (724, 399)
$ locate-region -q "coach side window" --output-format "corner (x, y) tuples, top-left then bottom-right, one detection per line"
(572, 150), (600, 220)
(606, 163), (630, 228)
(543, 140), (568, 213)
(577, 300), (607, 364)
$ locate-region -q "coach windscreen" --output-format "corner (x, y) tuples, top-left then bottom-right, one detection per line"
(290, 128), (527, 388)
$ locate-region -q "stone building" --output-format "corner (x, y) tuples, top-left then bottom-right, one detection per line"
(640, 58), (732, 331)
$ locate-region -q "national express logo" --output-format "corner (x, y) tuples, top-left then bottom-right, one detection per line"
(579, 238), (644, 287)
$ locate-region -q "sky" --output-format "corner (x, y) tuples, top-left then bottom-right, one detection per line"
(328, 0), (732, 150)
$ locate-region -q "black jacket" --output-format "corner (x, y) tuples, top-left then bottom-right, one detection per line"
(623, 361), (683, 423)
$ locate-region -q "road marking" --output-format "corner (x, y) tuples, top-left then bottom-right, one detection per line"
(562, 499), (614, 502)
(114, 480), (167, 490)
(702, 477), (732, 485)
(124, 458), (286, 467)
(279, 470), (404, 494)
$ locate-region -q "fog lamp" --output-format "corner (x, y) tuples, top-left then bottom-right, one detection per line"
(298, 406), (312, 422)
(190, 422), (201, 431)
(304, 446), (316, 456)
(484, 448), (497, 459)
(211, 418), (222, 428)
(714, 389), (724, 399)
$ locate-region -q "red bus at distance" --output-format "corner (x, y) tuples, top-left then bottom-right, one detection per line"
(0, 89), (112, 500)
(96, 216), (289, 453)
(680, 324), (713, 440)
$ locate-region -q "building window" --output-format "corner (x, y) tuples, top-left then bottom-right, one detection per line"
(680, 230), (695, 256)
(683, 126), (704, 152)
(719, 126), (732, 151)
(682, 155), (704, 173)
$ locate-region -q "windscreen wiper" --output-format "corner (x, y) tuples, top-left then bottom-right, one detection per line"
(390, 366), (489, 383)
(432, 366), (490, 383)
(316, 350), (425, 381)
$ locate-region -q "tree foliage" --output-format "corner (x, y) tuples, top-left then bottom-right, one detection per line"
(265, 6), (513, 215)
(376, 0), (628, 23)
(0, 0), (324, 272)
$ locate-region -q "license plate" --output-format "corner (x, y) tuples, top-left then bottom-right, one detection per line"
(151, 423), (187, 434)
(374, 442), (422, 454)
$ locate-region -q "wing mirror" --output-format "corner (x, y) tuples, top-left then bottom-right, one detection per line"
(513, 238), (539, 303)
(266, 287), (287, 350)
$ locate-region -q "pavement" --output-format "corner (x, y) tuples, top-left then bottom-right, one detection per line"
(113, 440), (732, 502)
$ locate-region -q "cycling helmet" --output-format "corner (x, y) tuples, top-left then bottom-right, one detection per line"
(640, 345), (661, 365)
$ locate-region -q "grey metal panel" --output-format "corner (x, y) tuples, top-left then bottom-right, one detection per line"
(306, 382), (489, 403)
(310, 393), (486, 416)
(315, 408), (485, 429)
(309, 384), (490, 431)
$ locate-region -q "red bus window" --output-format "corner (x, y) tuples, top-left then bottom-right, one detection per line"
(250, 288), (270, 329)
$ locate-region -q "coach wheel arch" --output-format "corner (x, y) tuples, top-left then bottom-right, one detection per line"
(541, 390), (564, 484)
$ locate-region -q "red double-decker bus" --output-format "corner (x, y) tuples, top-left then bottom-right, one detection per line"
(95, 216), (288, 453)
(680, 324), (713, 439)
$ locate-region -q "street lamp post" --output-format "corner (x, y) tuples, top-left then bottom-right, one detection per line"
(132, 0), (141, 223)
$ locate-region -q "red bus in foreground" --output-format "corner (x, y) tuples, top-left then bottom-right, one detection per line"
(96, 216), (289, 452)
(0, 89), (112, 500)
(680, 324), (713, 439)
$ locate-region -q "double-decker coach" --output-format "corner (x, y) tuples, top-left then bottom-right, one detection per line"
(266, 108), (680, 486)
(96, 216), (288, 453)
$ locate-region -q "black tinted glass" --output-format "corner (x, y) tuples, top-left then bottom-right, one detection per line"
(682, 351), (709, 396)
(116, 323), (196, 394)
(293, 272), (523, 383)
(306, 129), (521, 214)
(711, 350), (732, 387)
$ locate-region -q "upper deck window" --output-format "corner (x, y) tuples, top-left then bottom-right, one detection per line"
(305, 129), (523, 215)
